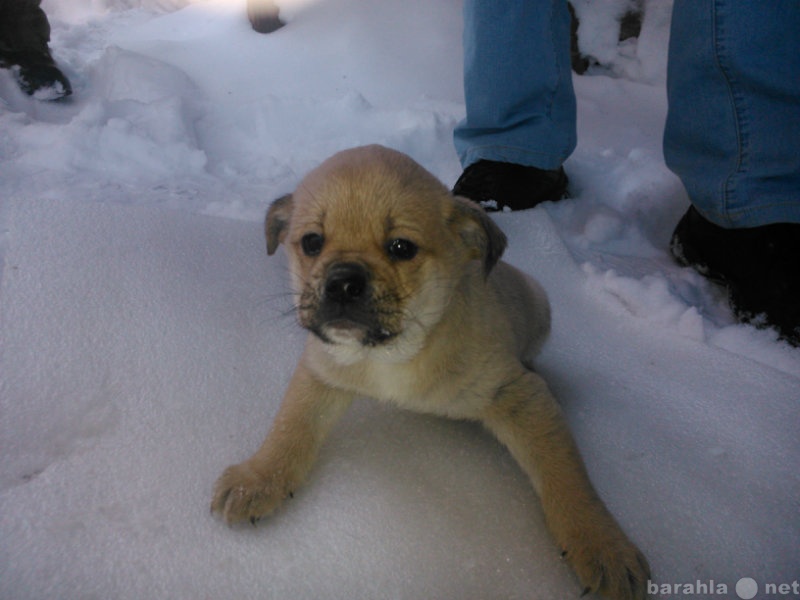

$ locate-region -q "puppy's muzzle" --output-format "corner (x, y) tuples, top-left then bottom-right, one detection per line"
(307, 262), (392, 345)
(324, 262), (369, 305)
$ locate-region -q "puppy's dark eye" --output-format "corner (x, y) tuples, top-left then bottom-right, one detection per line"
(387, 238), (418, 261)
(301, 233), (324, 257)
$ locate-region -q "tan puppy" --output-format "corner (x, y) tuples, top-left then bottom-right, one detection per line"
(211, 145), (650, 600)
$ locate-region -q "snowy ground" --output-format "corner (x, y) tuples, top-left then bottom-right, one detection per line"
(1, 1), (798, 599)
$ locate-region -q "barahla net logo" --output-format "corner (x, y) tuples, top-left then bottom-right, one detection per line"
(647, 577), (800, 598)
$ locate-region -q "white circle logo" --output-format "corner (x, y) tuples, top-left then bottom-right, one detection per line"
(736, 577), (758, 599)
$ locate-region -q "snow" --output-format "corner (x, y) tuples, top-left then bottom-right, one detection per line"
(1, 0), (798, 598)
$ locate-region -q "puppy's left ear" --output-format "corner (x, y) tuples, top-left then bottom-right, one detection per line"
(449, 196), (507, 276)
(265, 194), (294, 255)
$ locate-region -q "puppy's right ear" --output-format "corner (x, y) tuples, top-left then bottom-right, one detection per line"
(265, 194), (294, 255)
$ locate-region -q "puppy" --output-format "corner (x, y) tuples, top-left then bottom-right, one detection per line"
(211, 145), (650, 600)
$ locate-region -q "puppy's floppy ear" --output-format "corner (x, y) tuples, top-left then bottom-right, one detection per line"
(265, 194), (294, 255)
(449, 195), (507, 276)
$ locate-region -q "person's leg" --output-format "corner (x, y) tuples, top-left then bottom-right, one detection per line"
(664, 0), (800, 228)
(454, 0), (576, 171)
(665, 0), (800, 343)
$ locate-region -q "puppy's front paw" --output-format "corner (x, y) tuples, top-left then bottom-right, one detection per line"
(211, 461), (292, 525)
(563, 528), (650, 600)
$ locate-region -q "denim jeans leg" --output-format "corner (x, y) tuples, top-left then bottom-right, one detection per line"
(454, 0), (577, 171)
(664, 0), (800, 228)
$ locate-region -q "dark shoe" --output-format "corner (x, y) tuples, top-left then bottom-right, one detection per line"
(14, 61), (71, 99)
(452, 160), (569, 212)
(670, 206), (800, 345)
(247, 0), (284, 33)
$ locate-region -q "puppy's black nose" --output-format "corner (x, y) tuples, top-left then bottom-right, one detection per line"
(324, 263), (369, 304)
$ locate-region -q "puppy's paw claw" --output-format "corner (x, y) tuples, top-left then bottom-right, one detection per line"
(210, 462), (290, 526)
(564, 532), (650, 600)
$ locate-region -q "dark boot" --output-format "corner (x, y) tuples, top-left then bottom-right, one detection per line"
(247, 0), (284, 34)
(671, 206), (800, 345)
(0, 0), (71, 99)
(12, 60), (71, 98)
(452, 160), (569, 212)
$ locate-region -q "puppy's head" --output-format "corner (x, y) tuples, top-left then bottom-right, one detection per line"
(266, 145), (506, 360)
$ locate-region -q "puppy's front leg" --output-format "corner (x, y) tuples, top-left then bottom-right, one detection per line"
(212, 358), (353, 525)
(481, 372), (650, 600)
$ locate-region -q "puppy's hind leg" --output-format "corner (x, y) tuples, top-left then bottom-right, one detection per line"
(481, 372), (650, 600)
(212, 359), (353, 525)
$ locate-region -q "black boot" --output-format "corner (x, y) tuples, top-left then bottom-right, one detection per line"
(452, 160), (569, 212)
(12, 58), (71, 99)
(247, 0), (284, 33)
(0, 0), (72, 100)
(671, 206), (800, 345)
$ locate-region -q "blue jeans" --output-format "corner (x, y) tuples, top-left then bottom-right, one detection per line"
(664, 0), (800, 227)
(453, 0), (577, 171)
(454, 0), (800, 228)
